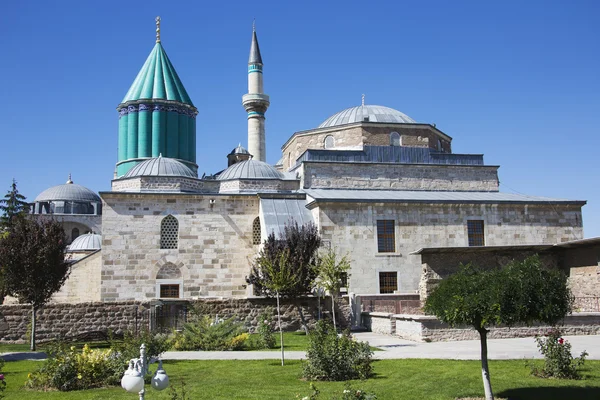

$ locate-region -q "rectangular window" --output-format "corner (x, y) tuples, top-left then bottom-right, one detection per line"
(376, 220), (395, 253)
(379, 272), (397, 294)
(467, 220), (485, 246)
(160, 284), (180, 299)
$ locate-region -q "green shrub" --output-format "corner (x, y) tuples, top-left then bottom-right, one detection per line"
(110, 330), (172, 363)
(302, 320), (373, 381)
(298, 383), (377, 400)
(530, 327), (588, 379)
(256, 308), (276, 349)
(0, 357), (6, 398)
(26, 343), (123, 391)
(171, 316), (248, 351)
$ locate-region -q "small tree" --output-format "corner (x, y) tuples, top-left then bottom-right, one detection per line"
(255, 249), (298, 365)
(424, 255), (573, 400)
(0, 218), (71, 350)
(246, 222), (321, 333)
(0, 179), (30, 229)
(316, 248), (350, 331)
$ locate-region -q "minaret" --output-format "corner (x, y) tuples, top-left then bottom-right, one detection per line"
(242, 22), (270, 162)
(115, 17), (198, 177)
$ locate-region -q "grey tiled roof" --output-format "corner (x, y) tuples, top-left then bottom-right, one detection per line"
(304, 189), (586, 205)
(218, 160), (284, 180)
(35, 183), (101, 202)
(318, 105), (416, 128)
(260, 198), (314, 238)
(68, 233), (102, 251)
(124, 157), (196, 178)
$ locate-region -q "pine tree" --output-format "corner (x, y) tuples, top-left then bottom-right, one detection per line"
(0, 179), (30, 228)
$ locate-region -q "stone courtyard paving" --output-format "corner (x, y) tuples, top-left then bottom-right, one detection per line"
(159, 332), (600, 361)
(2, 332), (599, 361)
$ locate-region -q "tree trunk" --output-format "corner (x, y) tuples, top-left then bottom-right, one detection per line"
(478, 327), (494, 400)
(276, 292), (284, 366)
(296, 303), (309, 334)
(331, 295), (337, 331)
(30, 305), (37, 352)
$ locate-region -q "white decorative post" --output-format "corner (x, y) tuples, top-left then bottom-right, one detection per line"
(121, 344), (169, 400)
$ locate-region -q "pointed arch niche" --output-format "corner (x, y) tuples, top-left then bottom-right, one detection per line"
(155, 262), (183, 299)
(252, 216), (262, 245)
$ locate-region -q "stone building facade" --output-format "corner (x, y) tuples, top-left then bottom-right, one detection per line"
(31, 21), (589, 309)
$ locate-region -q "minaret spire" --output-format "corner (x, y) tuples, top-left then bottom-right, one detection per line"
(242, 22), (270, 162)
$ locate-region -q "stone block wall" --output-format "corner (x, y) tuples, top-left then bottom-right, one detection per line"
(302, 162), (499, 191)
(53, 251), (102, 303)
(0, 297), (350, 342)
(101, 193), (261, 301)
(316, 202), (582, 294)
(282, 123), (451, 171)
(363, 312), (600, 341)
(0, 301), (149, 342)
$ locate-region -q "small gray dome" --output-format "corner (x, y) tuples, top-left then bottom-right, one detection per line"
(229, 144), (250, 155)
(68, 233), (102, 251)
(124, 157), (196, 178)
(319, 105), (416, 128)
(35, 183), (100, 203)
(218, 160), (284, 180)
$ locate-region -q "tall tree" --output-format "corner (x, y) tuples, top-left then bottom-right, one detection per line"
(246, 222), (321, 333)
(316, 248), (350, 331)
(0, 179), (30, 229)
(0, 218), (71, 350)
(255, 249), (298, 366)
(424, 255), (573, 400)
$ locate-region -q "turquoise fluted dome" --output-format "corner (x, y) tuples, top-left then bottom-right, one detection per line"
(116, 37), (197, 178)
(122, 43), (193, 105)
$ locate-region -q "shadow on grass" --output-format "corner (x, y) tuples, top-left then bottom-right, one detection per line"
(498, 387), (600, 400)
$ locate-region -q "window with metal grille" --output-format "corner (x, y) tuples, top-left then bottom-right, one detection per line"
(159, 284), (180, 299)
(160, 215), (179, 249)
(379, 272), (397, 294)
(390, 132), (400, 146)
(467, 220), (485, 246)
(252, 217), (261, 245)
(340, 272), (348, 292)
(376, 220), (395, 253)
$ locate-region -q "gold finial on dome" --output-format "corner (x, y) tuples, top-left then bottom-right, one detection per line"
(155, 16), (161, 43)
(66, 173), (73, 184)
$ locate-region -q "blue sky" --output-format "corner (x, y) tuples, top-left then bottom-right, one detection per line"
(1, 1), (599, 237)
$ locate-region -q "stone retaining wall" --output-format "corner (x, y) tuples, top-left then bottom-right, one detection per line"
(362, 312), (600, 342)
(0, 297), (350, 343)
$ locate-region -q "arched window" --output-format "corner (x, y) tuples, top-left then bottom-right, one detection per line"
(390, 132), (400, 146)
(160, 215), (179, 249)
(252, 217), (261, 245)
(437, 139), (443, 151)
(71, 228), (80, 242)
(324, 135), (335, 149)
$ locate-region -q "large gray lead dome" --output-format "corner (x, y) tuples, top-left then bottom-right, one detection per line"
(124, 157), (196, 178)
(218, 159), (284, 180)
(35, 183), (100, 203)
(318, 105), (416, 128)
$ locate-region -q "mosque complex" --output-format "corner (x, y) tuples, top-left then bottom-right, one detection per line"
(29, 18), (595, 305)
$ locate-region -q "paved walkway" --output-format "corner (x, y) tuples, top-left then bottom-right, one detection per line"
(3, 333), (599, 361)
(161, 333), (600, 361)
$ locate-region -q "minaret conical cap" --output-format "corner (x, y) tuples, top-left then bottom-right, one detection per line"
(249, 27), (263, 64)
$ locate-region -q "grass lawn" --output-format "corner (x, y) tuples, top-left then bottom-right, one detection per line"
(2, 359), (600, 399)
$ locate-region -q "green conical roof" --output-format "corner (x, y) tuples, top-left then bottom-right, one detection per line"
(121, 43), (194, 106)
